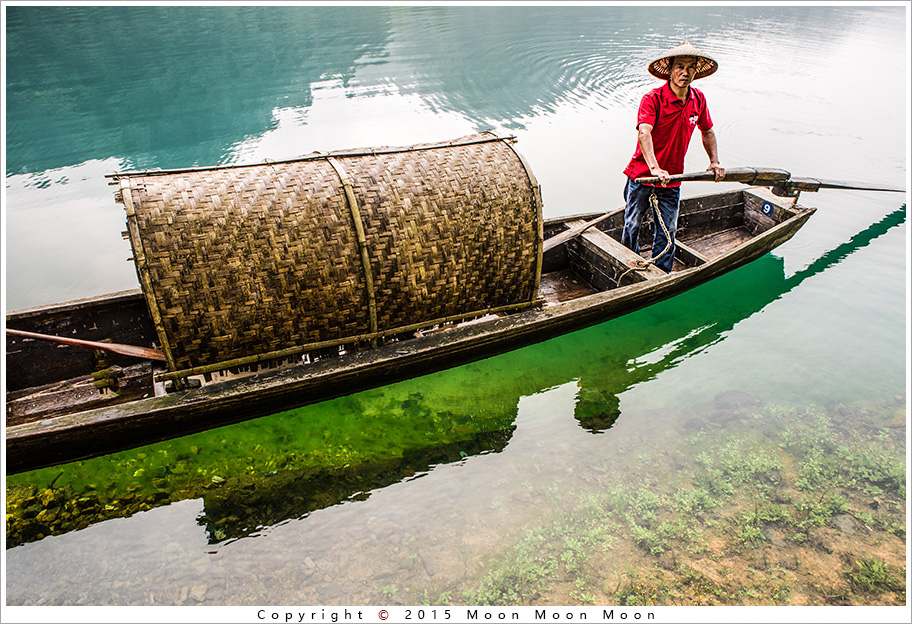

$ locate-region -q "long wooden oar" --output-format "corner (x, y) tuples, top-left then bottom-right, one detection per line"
(543, 169), (793, 253)
(635, 167), (790, 186)
(6, 328), (166, 361)
(635, 167), (905, 193)
(548, 167), (905, 254)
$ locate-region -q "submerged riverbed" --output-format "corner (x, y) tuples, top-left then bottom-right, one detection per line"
(3, 3), (908, 617)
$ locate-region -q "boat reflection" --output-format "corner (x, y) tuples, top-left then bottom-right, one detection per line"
(195, 429), (513, 545)
(573, 206), (906, 432)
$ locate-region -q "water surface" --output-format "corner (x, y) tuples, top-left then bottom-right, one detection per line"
(3, 4), (908, 617)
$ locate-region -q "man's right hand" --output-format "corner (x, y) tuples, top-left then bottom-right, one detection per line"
(650, 167), (672, 186)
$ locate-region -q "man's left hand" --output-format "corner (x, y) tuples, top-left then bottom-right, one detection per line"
(707, 163), (726, 182)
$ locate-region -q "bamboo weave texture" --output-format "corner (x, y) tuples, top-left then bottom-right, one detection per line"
(115, 134), (542, 371)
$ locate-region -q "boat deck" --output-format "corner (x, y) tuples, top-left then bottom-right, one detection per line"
(539, 269), (598, 304)
(682, 226), (754, 256)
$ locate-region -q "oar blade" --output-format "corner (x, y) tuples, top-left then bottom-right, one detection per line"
(797, 177), (906, 193)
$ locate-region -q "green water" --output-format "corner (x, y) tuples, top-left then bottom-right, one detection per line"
(3, 3), (908, 613)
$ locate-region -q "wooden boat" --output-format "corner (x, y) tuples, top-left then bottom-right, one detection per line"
(11, 205), (909, 551)
(6, 181), (820, 474)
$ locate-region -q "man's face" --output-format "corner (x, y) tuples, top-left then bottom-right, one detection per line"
(669, 56), (698, 90)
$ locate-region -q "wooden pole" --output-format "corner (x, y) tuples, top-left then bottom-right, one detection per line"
(543, 211), (616, 253)
(634, 167), (791, 186)
(635, 168), (905, 193)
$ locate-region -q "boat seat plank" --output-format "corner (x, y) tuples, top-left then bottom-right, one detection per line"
(674, 240), (709, 265)
(567, 220), (667, 280)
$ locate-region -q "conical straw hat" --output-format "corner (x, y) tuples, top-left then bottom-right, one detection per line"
(648, 41), (718, 80)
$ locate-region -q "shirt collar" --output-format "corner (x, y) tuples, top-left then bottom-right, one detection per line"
(661, 81), (691, 106)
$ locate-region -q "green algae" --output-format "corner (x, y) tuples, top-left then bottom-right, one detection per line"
(6, 380), (518, 547)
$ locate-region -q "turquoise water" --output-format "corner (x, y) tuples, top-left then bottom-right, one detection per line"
(3, 4), (908, 612)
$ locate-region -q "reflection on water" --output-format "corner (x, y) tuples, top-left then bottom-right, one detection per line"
(7, 5), (902, 175)
(5, 6), (393, 172)
(4, 4), (907, 611)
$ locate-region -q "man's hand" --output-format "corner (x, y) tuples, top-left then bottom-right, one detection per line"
(650, 166), (672, 186)
(706, 162), (725, 182)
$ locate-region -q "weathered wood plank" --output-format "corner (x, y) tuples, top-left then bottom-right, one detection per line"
(6, 362), (154, 426)
(741, 188), (801, 235)
(674, 240), (709, 266)
(678, 189), (744, 213)
(571, 221), (667, 279)
(684, 227), (754, 256)
(744, 187), (799, 221)
(538, 269), (598, 304)
(677, 202), (744, 239)
(569, 244), (628, 290)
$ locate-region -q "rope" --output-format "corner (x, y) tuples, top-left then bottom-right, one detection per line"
(617, 190), (674, 285)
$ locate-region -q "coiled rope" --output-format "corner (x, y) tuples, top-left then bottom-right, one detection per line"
(617, 190), (673, 285)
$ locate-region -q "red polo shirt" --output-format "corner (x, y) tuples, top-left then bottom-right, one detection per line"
(623, 82), (713, 188)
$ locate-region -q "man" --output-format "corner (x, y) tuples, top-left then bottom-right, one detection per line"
(622, 42), (725, 273)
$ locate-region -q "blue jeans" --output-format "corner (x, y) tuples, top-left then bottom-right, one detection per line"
(622, 178), (680, 273)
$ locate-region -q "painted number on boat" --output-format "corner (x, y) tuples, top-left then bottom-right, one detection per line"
(762, 202), (775, 216)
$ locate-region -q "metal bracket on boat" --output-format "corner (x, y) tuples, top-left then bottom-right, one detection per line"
(771, 184), (801, 198)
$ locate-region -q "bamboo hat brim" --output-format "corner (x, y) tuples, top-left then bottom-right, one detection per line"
(648, 42), (718, 80)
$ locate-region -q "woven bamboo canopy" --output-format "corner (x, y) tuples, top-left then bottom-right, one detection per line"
(111, 133), (543, 376)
